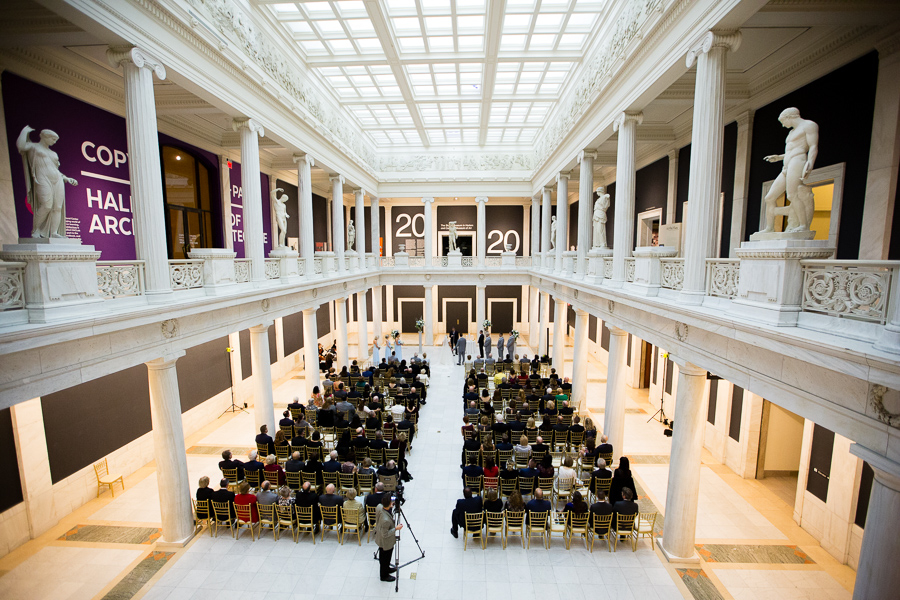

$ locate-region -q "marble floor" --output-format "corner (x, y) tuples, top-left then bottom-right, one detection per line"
(0, 336), (857, 600)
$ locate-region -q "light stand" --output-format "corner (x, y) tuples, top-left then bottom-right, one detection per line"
(647, 351), (667, 425)
(221, 347), (248, 417)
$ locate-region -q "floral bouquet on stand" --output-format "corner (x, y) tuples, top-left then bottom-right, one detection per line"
(482, 319), (491, 330)
(391, 329), (400, 339)
(509, 329), (519, 339)
(415, 318), (425, 332)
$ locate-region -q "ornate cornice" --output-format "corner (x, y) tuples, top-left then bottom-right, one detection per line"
(0, 250), (102, 262)
(734, 248), (834, 259)
(376, 153), (534, 172)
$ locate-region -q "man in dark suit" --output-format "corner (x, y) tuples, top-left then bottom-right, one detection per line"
(279, 410), (295, 432)
(478, 329), (485, 358)
(351, 428), (369, 451)
(365, 482), (387, 510)
(590, 490), (614, 531)
(323, 450), (343, 473)
(287, 396), (304, 412)
(256, 424), (275, 456)
(559, 400), (575, 416)
(612, 487), (639, 533)
(552, 415), (570, 448)
(284, 451), (304, 474)
(219, 449), (245, 481)
(462, 458), (483, 482)
(210, 478), (236, 519)
(532, 436), (550, 458)
(369, 430), (389, 463)
(449, 328), (459, 355)
(524, 488), (552, 523)
(450, 487), (483, 538)
(460, 434), (480, 467)
(597, 434), (614, 456)
(243, 450), (264, 475)
(294, 481), (321, 531)
(492, 415), (510, 440)
(590, 458), (613, 493)
(304, 455), (324, 490)
(319, 483), (345, 525)
(519, 458), (539, 480)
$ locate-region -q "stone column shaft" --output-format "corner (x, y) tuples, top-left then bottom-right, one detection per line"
(336, 297), (349, 366)
(422, 197), (434, 263)
(571, 309), (589, 413)
(476, 285), (486, 333)
(577, 152), (596, 275)
(538, 292), (550, 356)
(11, 399), (57, 539)
(552, 299), (567, 376)
(424, 285), (434, 343)
(555, 174), (569, 271)
(107, 46), (171, 296)
(529, 285), (539, 349)
(729, 111), (754, 257)
(370, 197), (381, 259)
(541, 187), (552, 266)
(603, 326), (629, 464)
(249, 323), (275, 435)
(531, 196), (541, 257)
(611, 112), (643, 285)
(302, 308), (320, 397)
(232, 119), (266, 282)
(294, 154), (315, 263)
(146, 352), (193, 545)
(660, 357), (708, 561)
(330, 175), (346, 273)
(476, 196), (488, 267)
(355, 189), (367, 270)
(357, 292), (369, 361)
(666, 150), (678, 226)
(681, 32), (741, 302)
(372, 285), (383, 342)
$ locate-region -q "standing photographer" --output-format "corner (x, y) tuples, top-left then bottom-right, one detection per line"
(375, 495), (402, 582)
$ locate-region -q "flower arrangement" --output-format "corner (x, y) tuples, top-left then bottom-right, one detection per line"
(415, 318), (425, 332)
(509, 329), (519, 339)
(482, 319), (491, 330)
(391, 329), (400, 339)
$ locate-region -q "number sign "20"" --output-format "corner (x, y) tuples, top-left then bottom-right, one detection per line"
(487, 229), (520, 253)
(395, 213), (425, 237)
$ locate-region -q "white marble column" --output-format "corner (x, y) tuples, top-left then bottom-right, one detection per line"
(249, 323), (275, 435)
(665, 150), (678, 225)
(476, 285), (486, 333)
(424, 285), (434, 344)
(232, 118), (266, 282)
(603, 326), (629, 464)
(538, 292), (550, 356)
(330, 175), (346, 273)
(860, 39), (900, 260)
(531, 195), (541, 258)
(302, 308), (320, 396)
(294, 154), (315, 265)
(529, 285), (539, 349)
(422, 197), (434, 265)
(336, 297), (350, 367)
(659, 356), (708, 562)
(354, 189), (367, 271)
(555, 173), (569, 271)
(576, 152), (596, 276)
(610, 112), (643, 287)
(541, 187), (552, 268)
(372, 285), (384, 343)
(476, 196), (488, 267)
(552, 299), (567, 376)
(848, 446), (900, 599)
(370, 196), (381, 260)
(146, 351), (194, 545)
(106, 47), (171, 297)
(729, 111), (754, 257)
(680, 31), (741, 303)
(357, 292), (369, 362)
(11, 399), (57, 539)
(571, 309), (589, 413)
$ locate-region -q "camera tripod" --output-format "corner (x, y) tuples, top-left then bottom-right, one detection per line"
(373, 492), (425, 593)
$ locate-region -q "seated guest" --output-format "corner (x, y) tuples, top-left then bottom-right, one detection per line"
(219, 449), (245, 480)
(509, 414), (526, 434)
(514, 435), (532, 461)
(256, 480), (278, 505)
(276, 486), (295, 511)
(342, 454), (358, 474)
(263, 454), (286, 486)
(397, 415), (414, 436)
(560, 377), (572, 393)
(391, 433), (410, 480)
(460, 415), (475, 439)
(293, 414), (310, 437)
(612, 487), (639, 532)
(377, 460), (400, 480)
(450, 487), (483, 538)
(304, 453), (324, 488)
(525, 488), (552, 522)
(559, 399), (574, 415)
(352, 427), (369, 451)
(234, 482), (259, 523)
(284, 451), (304, 475)
(570, 415), (585, 436)
(581, 438), (598, 461)
(553, 415), (570, 445)
(358, 457), (376, 476)
(465, 401), (480, 418)
(306, 430), (324, 456)
(335, 429), (353, 458)
(584, 418), (598, 441)
(294, 481), (320, 531)
(536, 454), (554, 478)
(382, 415), (398, 438)
(538, 415), (555, 434)
(334, 410), (350, 431)
(365, 482), (386, 509)
(323, 450), (342, 473)
(319, 483), (345, 525)
(505, 489), (526, 513)
(597, 434), (613, 455)
(369, 430), (389, 454)
(343, 488), (366, 528)
(590, 490), (614, 531)
(491, 413), (509, 439)
(525, 416), (538, 440)
(482, 456), (499, 480)
(279, 410), (294, 432)
(287, 396), (304, 412)
(519, 458), (539, 481)
(195, 476), (214, 519)
(609, 457), (637, 505)
(211, 478), (236, 518)
(483, 488), (503, 513)
(532, 436), (550, 458)
(591, 458), (613, 488)
(273, 429), (289, 451)
(462, 457), (483, 482)
(500, 459), (519, 485)
(496, 434), (514, 452)
(256, 425), (275, 456)
(558, 456), (578, 482)
(564, 490), (589, 515)
(243, 450), (264, 475)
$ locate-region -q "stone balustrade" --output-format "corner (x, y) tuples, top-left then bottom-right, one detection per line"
(96, 261), (145, 299)
(168, 260), (204, 290)
(0, 261), (26, 311)
(800, 260), (898, 324)
(706, 259), (740, 299)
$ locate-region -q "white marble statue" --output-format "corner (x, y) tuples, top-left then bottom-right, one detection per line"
(448, 220), (458, 252)
(592, 186), (610, 249)
(550, 215), (558, 249)
(271, 187), (289, 248)
(16, 126), (78, 238)
(348, 219), (356, 250)
(760, 107), (819, 234)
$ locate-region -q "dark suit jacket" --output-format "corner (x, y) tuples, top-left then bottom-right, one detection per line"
(219, 458), (244, 480)
(365, 491), (385, 508)
(532, 443), (550, 456)
(455, 496), (483, 524)
(210, 488), (236, 518)
(369, 440), (389, 451)
(243, 460), (264, 473)
(462, 465), (484, 480)
(612, 500), (639, 530)
(597, 443), (613, 455)
(590, 501), (614, 531)
(524, 498), (551, 521)
(322, 460), (342, 473)
(195, 487), (215, 518)
(255, 433), (275, 456)
(484, 499), (504, 513)
(295, 489), (320, 521)
(284, 459), (304, 473)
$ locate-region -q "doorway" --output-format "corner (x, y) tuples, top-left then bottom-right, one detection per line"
(399, 300), (424, 333)
(442, 233), (474, 256)
(161, 145), (216, 259)
(446, 301), (470, 334)
(641, 342), (652, 389)
(637, 208), (662, 247)
(488, 300), (515, 333)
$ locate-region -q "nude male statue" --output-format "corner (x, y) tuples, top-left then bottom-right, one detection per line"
(592, 186), (610, 249)
(760, 107), (819, 234)
(271, 187), (289, 248)
(348, 219), (356, 250)
(550, 215), (558, 250)
(448, 221), (458, 252)
(17, 126), (78, 238)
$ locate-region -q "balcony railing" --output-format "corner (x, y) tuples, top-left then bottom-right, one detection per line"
(515, 256), (532, 268)
(380, 257), (395, 268)
(264, 258), (281, 280)
(169, 260), (204, 290)
(433, 256), (448, 268)
(408, 256), (426, 268)
(235, 259), (251, 283)
(625, 258), (635, 282)
(801, 260), (898, 324)
(297, 257), (306, 277)
(0, 261), (25, 311)
(603, 258), (613, 280)
(313, 257), (323, 275)
(462, 256), (474, 268)
(97, 261), (145, 298)
(660, 258), (684, 291)
(706, 259), (740, 299)
(484, 256), (502, 267)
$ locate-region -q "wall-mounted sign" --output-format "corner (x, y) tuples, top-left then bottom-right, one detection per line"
(228, 161), (272, 257)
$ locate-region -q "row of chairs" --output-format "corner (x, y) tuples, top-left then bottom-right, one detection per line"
(461, 510), (656, 552)
(465, 474), (577, 507)
(224, 467), (381, 496)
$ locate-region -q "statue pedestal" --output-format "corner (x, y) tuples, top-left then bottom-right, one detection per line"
(318, 251), (335, 275)
(189, 248), (237, 295)
(562, 251), (577, 277)
(0, 238), (103, 323)
(394, 251), (409, 267)
(729, 239), (834, 326)
(587, 248), (613, 284)
(269, 247), (301, 282)
(626, 246), (678, 297)
(749, 230), (817, 242)
(501, 251), (516, 267)
(447, 250), (462, 268)
(346, 250), (360, 272)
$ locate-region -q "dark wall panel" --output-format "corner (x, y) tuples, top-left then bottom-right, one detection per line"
(400, 300), (424, 332)
(720, 122), (738, 257)
(568, 305), (576, 330)
(485, 285), (523, 321)
(889, 179), (900, 260)
(437, 285), (476, 321)
(675, 145), (691, 224)
(729, 385), (744, 441)
(0, 408), (23, 512)
(589, 314), (597, 342)
(568, 201), (578, 249)
(807, 424), (835, 502)
(605, 182), (616, 250)
(745, 52), (878, 258)
(707, 380), (718, 424)
(312, 193), (328, 249)
(283, 312), (304, 356)
(269, 324), (278, 364)
(179, 337), (231, 412)
(43, 366), (152, 483)
(392, 285), (426, 319)
(317, 303), (330, 338)
(239, 329), (251, 380)
(601, 320), (610, 351)
(634, 156), (669, 236)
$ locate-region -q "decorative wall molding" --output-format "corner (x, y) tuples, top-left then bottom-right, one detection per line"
(869, 384), (900, 429)
(377, 153), (535, 173)
(161, 319), (179, 339)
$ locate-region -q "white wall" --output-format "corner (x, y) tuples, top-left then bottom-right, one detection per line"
(764, 404), (805, 473)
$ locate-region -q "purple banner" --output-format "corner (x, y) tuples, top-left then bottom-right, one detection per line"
(227, 160), (272, 258)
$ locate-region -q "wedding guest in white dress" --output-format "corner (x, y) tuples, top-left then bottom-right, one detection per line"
(373, 337), (381, 364)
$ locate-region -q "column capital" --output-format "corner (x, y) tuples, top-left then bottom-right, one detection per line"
(575, 308), (590, 318)
(370, 195), (380, 205)
(577, 150), (597, 164)
(250, 321), (273, 333)
(667, 148), (679, 161)
(606, 324), (628, 337)
(422, 196), (435, 204)
(107, 45), (167, 80)
(736, 109), (755, 129)
(543, 186), (553, 194)
(302, 307), (317, 316)
(532, 195), (541, 204)
(556, 171), (570, 183)
(476, 284), (486, 291)
(293, 153), (314, 167)
(232, 117), (264, 137)
(335, 296), (346, 304)
(475, 196), (489, 204)
(669, 354), (707, 377)
(146, 350), (186, 371)
(850, 444), (900, 491)
(355, 188), (366, 199)
(613, 111), (643, 132)
(555, 298), (567, 307)
(686, 30), (742, 68)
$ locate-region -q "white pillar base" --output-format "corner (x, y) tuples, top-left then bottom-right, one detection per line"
(189, 248), (237, 295)
(269, 247), (301, 283)
(447, 250), (462, 268)
(156, 531), (198, 550)
(394, 251), (409, 267)
(628, 246), (677, 297)
(501, 250), (516, 267)
(656, 538), (701, 564)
